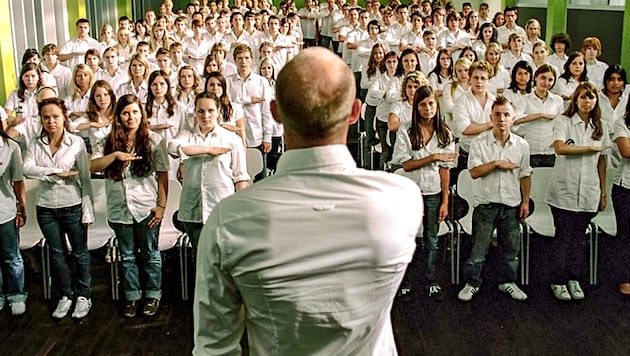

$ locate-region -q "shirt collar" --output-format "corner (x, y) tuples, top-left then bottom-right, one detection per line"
(483, 130), (517, 146)
(276, 145), (357, 173)
(570, 113), (596, 129)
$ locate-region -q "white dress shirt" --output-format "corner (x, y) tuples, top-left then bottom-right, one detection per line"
(5, 90), (38, 119)
(453, 90), (496, 152)
(545, 114), (611, 212)
(91, 132), (169, 224)
(512, 91), (564, 155)
(60, 36), (101, 70)
(392, 129), (456, 195)
(226, 72), (273, 147)
(23, 131), (94, 223)
(0, 138), (23, 224)
(116, 81), (149, 104)
(193, 144), (422, 356)
(367, 72), (401, 121)
(45, 63), (73, 99)
(168, 124), (249, 223)
(468, 130), (532, 207)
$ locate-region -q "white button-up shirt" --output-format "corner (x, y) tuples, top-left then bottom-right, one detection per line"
(512, 91), (564, 155)
(367, 72), (401, 121)
(5, 90), (38, 119)
(92, 132), (169, 223)
(545, 114), (611, 212)
(60, 36), (101, 70)
(612, 118), (630, 189)
(226, 72), (273, 147)
(116, 81), (149, 104)
(392, 129), (456, 195)
(193, 145), (422, 356)
(168, 124), (249, 223)
(468, 130), (532, 207)
(0, 138), (23, 224)
(23, 131), (94, 223)
(453, 90), (496, 152)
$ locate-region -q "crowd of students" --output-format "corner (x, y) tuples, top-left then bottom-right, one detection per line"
(0, 0), (628, 322)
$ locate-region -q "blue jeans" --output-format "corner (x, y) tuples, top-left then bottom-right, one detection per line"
(422, 193), (442, 284)
(109, 216), (162, 301)
(463, 203), (521, 287)
(37, 204), (91, 298)
(0, 218), (26, 303)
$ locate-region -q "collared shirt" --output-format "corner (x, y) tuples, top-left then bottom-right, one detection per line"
(545, 114), (610, 212)
(5, 90), (38, 119)
(116, 81), (149, 104)
(226, 72), (273, 147)
(600, 91), (629, 168)
(587, 60), (608, 89)
(487, 66), (510, 96)
(168, 124), (249, 223)
(389, 100), (412, 127)
(468, 130), (532, 207)
(193, 145), (422, 356)
(60, 36), (101, 70)
(500, 51), (534, 74)
(392, 128), (456, 194)
(23, 131), (94, 223)
(496, 25), (526, 47)
(100, 67), (127, 93)
(184, 36), (213, 75)
(0, 138), (23, 224)
(148, 101), (186, 142)
(453, 90), (496, 152)
(367, 72), (401, 121)
(612, 118), (630, 189)
(92, 132), (169, 223)
(419, 50), (438, 76)
(438, 29), (471, 60)
(512, 91), (564, 155)
(547, 53), (568, 74)
(45, 63), (73, 99)
(356, 36), (389, 73)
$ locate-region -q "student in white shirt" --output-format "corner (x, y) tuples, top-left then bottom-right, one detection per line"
(531, 41), (560, 77)
(548, 32), (571, 74)
(438, 12), (471, 61)
(545, 82), (610, 301)
(168, 92), (249, 250)
(392, 85), (457, 301)
(485, 42), (510, 96)
(101, 47), (127, 92)
(146, 70), (187, 180)
(116, 54), (151, 104)
(42, 44), (73, 99)
(73, 80), (116, 150)
(0, 120), (27, 316)
(21, 49), (57, 90)
(115, 28), (135, 71)
(501, 33), (534, 74)
(441, 57), (471, 127)
(99, 24), (117, 56)
(495, 7), (526, 49)
(84, 49), (106, 80)
(388, 71), (427, 163)
(4, 63), (43, 124)
(502, 60), (533, 115)
(512, 64), (564, 167)
(59, 18), (101, 71)
(553, 51), (588, 103)
(23, 97), (94, 319)
(428, 48), (453, 102)
(472, 22), (497, 61)
(523, 19), (541, 56)
(611, 97), (630, 295)
(175, 65), (203, 131)
(361, 43), (385, 168)
(205, 72), (247, 146)
(458, 96), (532, 302)
(90, 94), (169, 318)
(581, 37), (608, 89)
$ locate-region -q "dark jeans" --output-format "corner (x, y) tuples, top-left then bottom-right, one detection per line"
(353, 72), (362, 100)
(266, 136), (284, 173)
(422, 193), (442, 284)
(250, 144), (268, 182)
(376, 119), (394, 170)
(611, 184), (630, 282)
(463, 203), (521, 287)
(0, 218), (26, 303)
(109, 216), (162, 301)
(182, 221), (203, 253)
(530, 154), (556, 168)
(362, 105), (377, 169)
(549, 206), (596, 284)
(332, 41), (340, 55)
(303, 38), (317, 48)
(319, 35), (332, 49)
(37, 204), (91, 298)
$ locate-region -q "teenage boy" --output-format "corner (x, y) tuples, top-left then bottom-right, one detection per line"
(457, 96), (532, 302)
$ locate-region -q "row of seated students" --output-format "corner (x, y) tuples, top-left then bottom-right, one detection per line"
(0, 0), (626, 319)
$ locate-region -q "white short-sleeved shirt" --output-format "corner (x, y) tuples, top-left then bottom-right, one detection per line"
(512, 91), (564, 155)
(389, 100), (412, 128)
(502, 89), (528, 117)
(0, 138), (23, 224)
(116, 81), (149, 104)
(392, 128), (456, 194)
(167, 124), (249, 223)
(60, 36), (101, 70)
(368, 72), (401, 121)
(545, 114), (611, 212)
(587, 60), (608, 89)
(147, 101), (186, 143)
(92, 132), (169, 223)
(419, 51), (438, 76)
(496, 25), (526, 47)
(452, 90), (496, 152)
(468, 130), (532, 207)
(4, 90), (38, 119)
(487, 66), (510, 96)
(22, 131), (94, 223)
(437, 29), (471, 61)
(612, 118), (630, 189)
(500, 51), (534, 74)
(46, 64), (73, 99)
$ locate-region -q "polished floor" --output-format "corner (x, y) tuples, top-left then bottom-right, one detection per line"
(2, 233), (630, 355)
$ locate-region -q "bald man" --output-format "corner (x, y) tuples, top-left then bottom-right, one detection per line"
(193, 48), (423, 356)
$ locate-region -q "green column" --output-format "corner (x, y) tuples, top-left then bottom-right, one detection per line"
(545, 0), (567, 45)
(0, 0), (16, 104)
(503, 0), (517, 8)
(621, 0), (630, 70)
(118, 0), (132, 21)
(66, 0), (87, 35)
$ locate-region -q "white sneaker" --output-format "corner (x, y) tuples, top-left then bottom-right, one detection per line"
(52, 296), (72, 319)
(458, 283), (479, 302)
(72, 296), (92, 319)
(551, 284), (571, 301)
(10, 302), (26, 316)
(567, 280), (585, 300)
(498, 282), (527, 301)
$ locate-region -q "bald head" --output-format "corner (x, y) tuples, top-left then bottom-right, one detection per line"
(274, 47), (358, 145)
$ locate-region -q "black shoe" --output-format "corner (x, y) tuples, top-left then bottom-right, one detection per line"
(124, 301), (137, 318)
(428, 284), (444, 302)
(143, 298), (160, 316)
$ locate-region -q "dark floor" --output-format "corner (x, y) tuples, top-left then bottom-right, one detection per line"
(2, 233), (630, 356)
